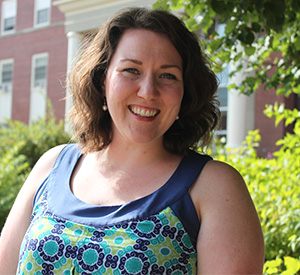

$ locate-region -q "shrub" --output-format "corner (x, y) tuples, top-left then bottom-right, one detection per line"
(264, 256), (300, 275)
(209, 123), (300, 263)
(0, 117), (70, 168)
(0, 143), (30, 229)
(0, 118), (70, 229)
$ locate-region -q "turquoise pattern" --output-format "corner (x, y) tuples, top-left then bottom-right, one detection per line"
(17, 190), (197, 274)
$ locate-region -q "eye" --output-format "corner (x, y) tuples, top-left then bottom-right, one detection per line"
(161, 73), (177, 80)
(123, 68), (139, 74)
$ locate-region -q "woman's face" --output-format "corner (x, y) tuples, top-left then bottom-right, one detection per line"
(104, 29), (184, 147)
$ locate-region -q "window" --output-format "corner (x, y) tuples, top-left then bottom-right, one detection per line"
(1, 0), (17, 34)
(0, 59), (13, 123)
(34, 0), (51, 26)
(33, 55), (48, 88)
(0, 59), (13, 92)
(30, 53), (48, 123)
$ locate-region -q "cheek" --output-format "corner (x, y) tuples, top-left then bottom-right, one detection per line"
(168, 86), (184, 107)
(106, 74), (135, 97)
(105, 76), (122, 101)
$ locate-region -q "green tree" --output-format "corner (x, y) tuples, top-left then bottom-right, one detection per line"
(154, 0), (300, 97)
(153, 0), (300, 139)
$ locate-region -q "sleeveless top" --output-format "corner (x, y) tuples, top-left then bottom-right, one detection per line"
(17, 144), (212, 275)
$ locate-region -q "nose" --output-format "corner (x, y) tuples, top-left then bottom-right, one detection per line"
(137, 74), (159, 100)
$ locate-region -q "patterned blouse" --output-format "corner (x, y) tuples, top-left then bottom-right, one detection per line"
(17, 144), (211, 274)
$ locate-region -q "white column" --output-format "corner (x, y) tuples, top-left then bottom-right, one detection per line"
(65, 31), (83, 132)
(226, 62), (255, 149)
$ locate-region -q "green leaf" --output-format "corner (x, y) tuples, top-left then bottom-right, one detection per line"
(275, 114), (285, 126)
(251, 22), (261, 33)
(225, 37), (237, 47)
(282, 256), (300, 274)
(241, 13), (251, 25)
(152, 0), (170, 10)
(240, 0), (251, 10)
(238, 28), (255, 45)
(294, 36), (300, 51)
(210, 0), (227, 14)
(234, 51), (243, 62)
(292, 85), (300, 94)
(272, 35), (281, 49)
(225, 19), (238, 34)
(245, 46), (256, 56)
(171, 0), (183, 10)
(275, 139), (285, 146)
(285, 116), (296, 126)
(208, 38), (223, 51)
(227, 83), (237, 90)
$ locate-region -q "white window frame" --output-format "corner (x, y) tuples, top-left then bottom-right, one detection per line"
(34, 0), (51, 27)
(31, 53), (48, 90)
(0, 59), (14, 93)
(30, 53), (48, 123)
(1, 0), (17, 34)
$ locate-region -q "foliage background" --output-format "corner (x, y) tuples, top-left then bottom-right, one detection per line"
(0, 118), (70, 229)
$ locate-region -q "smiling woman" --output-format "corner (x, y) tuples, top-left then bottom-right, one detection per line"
(0, 7), (264, 275)
(68, 7), (220, 155)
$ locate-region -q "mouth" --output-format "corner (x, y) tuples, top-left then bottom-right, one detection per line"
(129, 105), (160, 118)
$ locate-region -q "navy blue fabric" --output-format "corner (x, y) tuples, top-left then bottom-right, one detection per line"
(33, 143), (212, 249)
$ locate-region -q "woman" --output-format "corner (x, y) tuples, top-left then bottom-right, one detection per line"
(0, 7), (264, 274)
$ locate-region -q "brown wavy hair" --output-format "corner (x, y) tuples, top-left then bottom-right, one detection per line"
(68, 7), (220, 155)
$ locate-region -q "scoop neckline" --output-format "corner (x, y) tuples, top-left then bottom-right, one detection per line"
(47, 144), (206, 227)
(65, 148), (186, 209)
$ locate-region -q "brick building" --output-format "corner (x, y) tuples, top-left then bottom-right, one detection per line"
(0, 0), (67, 124)
(0, 0), (298, 157)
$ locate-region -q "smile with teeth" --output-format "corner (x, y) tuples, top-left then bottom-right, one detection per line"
(129, 106), (160, 118)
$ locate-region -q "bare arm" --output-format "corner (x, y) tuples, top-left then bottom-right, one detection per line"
(0, 145), (66, 275)
(190, 160), (265, 274)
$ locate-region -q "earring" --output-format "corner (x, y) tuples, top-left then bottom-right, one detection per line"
(176, 115), (179, 120)
(102, 98), (108, 111)
(102, 103), (108, 111)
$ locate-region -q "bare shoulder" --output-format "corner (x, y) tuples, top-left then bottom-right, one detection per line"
(190, 160), (265, 273)
(191, 160), (249, 207)
(200, 159), (245, 185)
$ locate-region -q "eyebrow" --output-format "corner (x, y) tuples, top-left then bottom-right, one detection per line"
(120, 58), (182, 71)
(160, 64), (182, 71)
(120, 58), (142, 65)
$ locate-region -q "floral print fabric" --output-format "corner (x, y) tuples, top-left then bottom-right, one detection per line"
(17, 190), (197, 275)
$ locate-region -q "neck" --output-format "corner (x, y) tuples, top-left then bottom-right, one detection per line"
(105, 138), (169, 168)
(90, 134), (180, 174)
